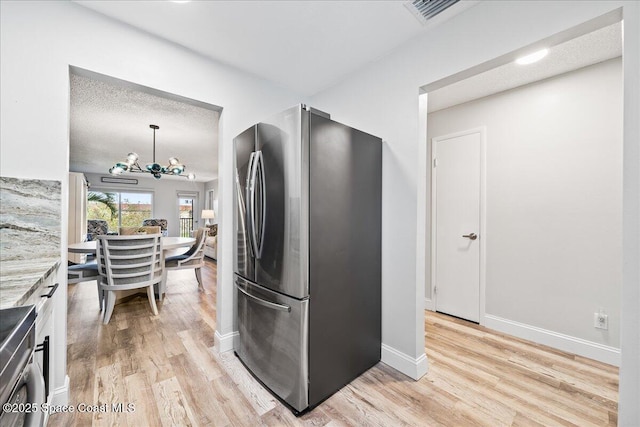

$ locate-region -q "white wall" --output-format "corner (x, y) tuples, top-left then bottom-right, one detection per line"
(83, 173), (207, 236)
(427, 58), (622, 351)
(310, 1), (639, 422)
(2, 1), (638, 423)
(205, 178), (219, 217)
(1, 0), (303, 403)
(619, 4), (640, 423)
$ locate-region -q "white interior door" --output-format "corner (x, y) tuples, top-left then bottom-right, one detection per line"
(433, 128), (483, 322)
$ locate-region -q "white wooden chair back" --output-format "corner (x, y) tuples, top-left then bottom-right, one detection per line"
(165, 228), (208, 291)
(96, 234), (163, 323)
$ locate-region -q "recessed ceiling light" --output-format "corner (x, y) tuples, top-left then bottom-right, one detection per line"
(515, 49), (549, 65)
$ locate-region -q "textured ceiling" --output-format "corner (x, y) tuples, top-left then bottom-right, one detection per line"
(69, 71), (219, 182)
(428, 22), (622, 112)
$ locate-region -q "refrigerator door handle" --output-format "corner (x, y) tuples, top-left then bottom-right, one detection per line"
(235, 168), (251, 257)
(255, 150), (266, 259)
(247, 151), (259, 258)
(236, 280), (291, 312)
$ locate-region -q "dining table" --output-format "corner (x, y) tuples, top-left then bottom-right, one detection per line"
(68, 236), (196, 303)
(68, 236), (195, 254)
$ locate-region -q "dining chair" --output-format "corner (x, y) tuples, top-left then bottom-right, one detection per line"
(96, 234), (163, 324)
(119, 226), (161, 235)
(142, 219), (168, 236)
(67, 261), (101, 308)
(164, 227), (207, 291)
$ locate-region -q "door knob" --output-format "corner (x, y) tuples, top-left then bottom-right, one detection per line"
(462, 233), (478, 240)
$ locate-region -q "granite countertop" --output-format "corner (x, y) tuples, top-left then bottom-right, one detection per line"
(0, 176), (62, 310)
(0, 258), (60, 309)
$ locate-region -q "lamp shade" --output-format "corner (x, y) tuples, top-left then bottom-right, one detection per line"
(201, 210), (215, 220)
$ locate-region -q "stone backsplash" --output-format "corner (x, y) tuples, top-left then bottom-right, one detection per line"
(0, 176), (61, 261)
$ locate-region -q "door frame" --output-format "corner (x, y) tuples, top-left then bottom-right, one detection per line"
(177, 191), (200, 236)
(430, 126), (487, 325)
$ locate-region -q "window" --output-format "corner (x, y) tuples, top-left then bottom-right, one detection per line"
(88, 190), (153, 233)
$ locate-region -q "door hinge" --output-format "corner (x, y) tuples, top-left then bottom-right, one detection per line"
(433, 158), (438, 168)
(434, 286), (437, 295)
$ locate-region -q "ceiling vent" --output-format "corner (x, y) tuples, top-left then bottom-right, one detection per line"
(405, 0), (460, 25)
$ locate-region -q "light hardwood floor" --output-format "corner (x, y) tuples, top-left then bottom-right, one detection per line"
(50, 259), (618, 426)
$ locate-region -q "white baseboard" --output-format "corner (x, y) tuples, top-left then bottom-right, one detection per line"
(51, 375), (70, 406)
(214, 330), (239, 353)
(213, 331), (431, 381)
(381, 344), (429, 380)
(483, 314), (621, 366)
(424, 298), (434, 311)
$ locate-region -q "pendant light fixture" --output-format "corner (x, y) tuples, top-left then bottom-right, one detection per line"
(109, 124), (195, 180)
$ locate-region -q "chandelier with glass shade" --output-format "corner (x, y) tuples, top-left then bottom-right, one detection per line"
(109, 124), (196, 180)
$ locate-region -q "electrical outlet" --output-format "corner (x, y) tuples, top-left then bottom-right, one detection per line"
(594, 312), (608, 330)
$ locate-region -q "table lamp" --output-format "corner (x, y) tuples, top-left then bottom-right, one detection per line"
(201, 209), (215, 227)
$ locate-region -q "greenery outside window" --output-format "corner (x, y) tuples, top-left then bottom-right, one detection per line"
(88, 190), (153, 233)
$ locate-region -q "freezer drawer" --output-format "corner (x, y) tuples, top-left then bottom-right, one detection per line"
(235, 275), (309, 412)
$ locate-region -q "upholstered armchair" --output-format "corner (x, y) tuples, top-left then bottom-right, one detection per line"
(87, 219), (109, 241)
(204, 224), (217, 260)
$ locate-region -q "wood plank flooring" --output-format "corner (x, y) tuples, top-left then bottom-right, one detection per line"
(50, 259), (618, 426)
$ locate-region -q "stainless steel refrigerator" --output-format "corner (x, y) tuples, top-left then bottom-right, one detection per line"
(234, 104), (381, 414)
